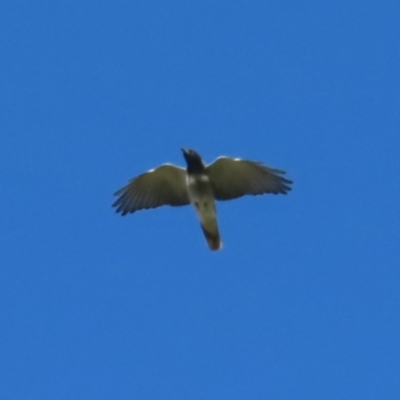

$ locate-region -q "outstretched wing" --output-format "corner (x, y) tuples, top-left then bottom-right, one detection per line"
(206, 157), (292, 201)
(112, 164), (190, 215)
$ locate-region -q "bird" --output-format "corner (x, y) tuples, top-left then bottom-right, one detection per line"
(112, 148), (293, 251)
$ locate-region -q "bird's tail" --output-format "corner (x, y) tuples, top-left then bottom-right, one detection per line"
(200, 222), (223, 251)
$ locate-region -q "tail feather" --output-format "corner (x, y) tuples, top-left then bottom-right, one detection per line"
(200, 224), (223, 251)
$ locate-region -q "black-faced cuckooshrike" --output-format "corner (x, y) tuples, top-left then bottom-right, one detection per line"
(113, 148), (293, 251)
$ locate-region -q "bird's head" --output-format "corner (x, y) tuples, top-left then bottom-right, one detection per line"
(181, 148), (205, 172)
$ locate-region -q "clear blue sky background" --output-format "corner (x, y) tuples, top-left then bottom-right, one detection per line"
(1, 2), (399, 399)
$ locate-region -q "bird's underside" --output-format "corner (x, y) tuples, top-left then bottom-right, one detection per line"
(113, 149), (293, 250)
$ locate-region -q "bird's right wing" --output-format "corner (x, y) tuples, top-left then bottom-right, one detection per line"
(112, 164), (190, 215)
(207, 157), (293, 201)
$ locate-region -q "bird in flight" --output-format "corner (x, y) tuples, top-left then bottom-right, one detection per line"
(113, 148), (293, 251)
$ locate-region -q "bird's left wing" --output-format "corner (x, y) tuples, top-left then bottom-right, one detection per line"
(206, 157), (293, 201)
(113, 164), (190, 215)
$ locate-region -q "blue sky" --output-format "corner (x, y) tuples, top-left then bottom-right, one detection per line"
(1, 1), (399, 399)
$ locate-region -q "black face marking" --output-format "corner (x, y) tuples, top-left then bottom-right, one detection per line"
(182, 149), (205, 173)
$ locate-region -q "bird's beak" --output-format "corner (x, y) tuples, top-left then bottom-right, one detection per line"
(181, 147), (188, 155)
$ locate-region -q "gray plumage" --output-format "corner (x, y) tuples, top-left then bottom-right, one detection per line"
(113, 149), (293, 250)
(207, 157), (292, 200)
(113, 164), (189, 216)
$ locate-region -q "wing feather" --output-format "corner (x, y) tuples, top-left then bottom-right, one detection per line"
(112, 164), (190, 215)
(206, 157), (293, 201)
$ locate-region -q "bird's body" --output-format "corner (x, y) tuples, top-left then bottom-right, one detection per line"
(186, 172), (222, 250)
(113, 148), (292, 251)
